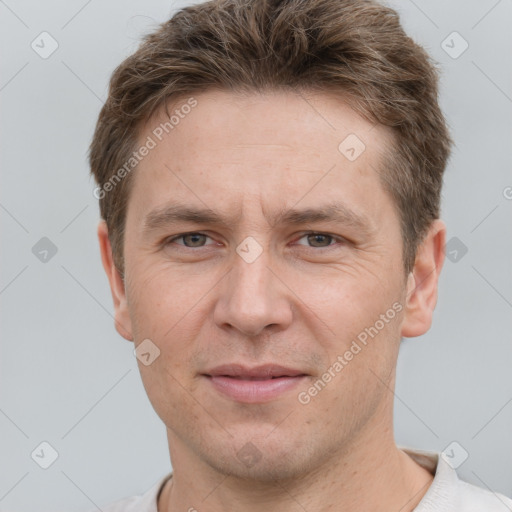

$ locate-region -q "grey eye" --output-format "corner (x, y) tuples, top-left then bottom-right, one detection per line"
(296, 233), (337, 248)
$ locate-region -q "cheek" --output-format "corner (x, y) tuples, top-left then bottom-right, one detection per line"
(291, 270), (388, 339)
(128, 269), (204, 420)
(125, 268), (199, 404)
(127, 262), (205, 336)
(295, 307), (402, 433)
(137, 355), (200, 432)
(293, 271), (403, 394)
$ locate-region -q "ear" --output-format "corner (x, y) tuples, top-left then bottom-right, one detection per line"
(401, 219), (446, 338)
(97, 220), (134, 341)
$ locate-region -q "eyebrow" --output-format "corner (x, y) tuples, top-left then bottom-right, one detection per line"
(142, 201), (374, 236)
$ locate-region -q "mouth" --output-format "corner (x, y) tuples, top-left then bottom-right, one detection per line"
(213, 375), (301, 380)
(202, 364), (309, 403)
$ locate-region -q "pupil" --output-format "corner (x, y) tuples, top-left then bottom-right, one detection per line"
(310, 234), (330, 247)
(186, 234), (203, 246)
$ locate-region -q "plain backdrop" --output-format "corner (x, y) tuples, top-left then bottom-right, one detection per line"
(1, 0), (511, 510)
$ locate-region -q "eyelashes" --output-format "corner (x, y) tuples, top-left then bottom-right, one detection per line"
(164, 231), (346, 251)
(166, 232), (216, 248)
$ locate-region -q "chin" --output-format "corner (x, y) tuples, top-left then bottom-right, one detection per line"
(197, 431), (320, 484)
(209, 451), (308, 484)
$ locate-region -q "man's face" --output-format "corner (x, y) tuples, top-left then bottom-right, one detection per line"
(109, 90), (419, 480)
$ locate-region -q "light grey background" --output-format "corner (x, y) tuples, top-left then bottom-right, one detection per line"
(1, 0), (511, 510)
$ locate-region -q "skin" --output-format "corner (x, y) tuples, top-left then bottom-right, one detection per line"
(98, 89), (446, 512)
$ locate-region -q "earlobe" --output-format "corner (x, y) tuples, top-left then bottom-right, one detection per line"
(97, 220), (134, 342)
(400, 219), (446, 339)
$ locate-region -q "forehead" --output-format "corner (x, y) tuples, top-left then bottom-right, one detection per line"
(127, 89), (396, 231)
(138, 89), (391, 161)
(143, 88), (385, 145)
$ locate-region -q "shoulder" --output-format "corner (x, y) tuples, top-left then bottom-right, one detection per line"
(400, 446), (512, 512)
(97, 495), (140, 512)
(87, 474), (172, 512)
(457, 479), (512, 511)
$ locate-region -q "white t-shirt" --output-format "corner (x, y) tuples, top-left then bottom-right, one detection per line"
(95, 447), (512, 511)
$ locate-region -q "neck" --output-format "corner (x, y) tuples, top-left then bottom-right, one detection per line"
(159, 415), (434, 512)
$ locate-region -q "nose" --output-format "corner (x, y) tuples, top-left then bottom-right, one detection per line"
(213, 246), (293, 338)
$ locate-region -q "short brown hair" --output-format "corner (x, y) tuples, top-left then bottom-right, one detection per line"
(89, 0), (452, 277)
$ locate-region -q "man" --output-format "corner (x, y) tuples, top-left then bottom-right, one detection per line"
(89, 0), (512, 510)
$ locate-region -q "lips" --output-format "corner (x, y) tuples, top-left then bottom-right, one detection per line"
(204, 363), (307, 379)
(202, 364), (308, 403)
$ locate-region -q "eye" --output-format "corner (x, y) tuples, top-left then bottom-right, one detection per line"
(294, 232), (344, 248)
(163, 231), (345, 251)
(166, 232), (215, 248)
